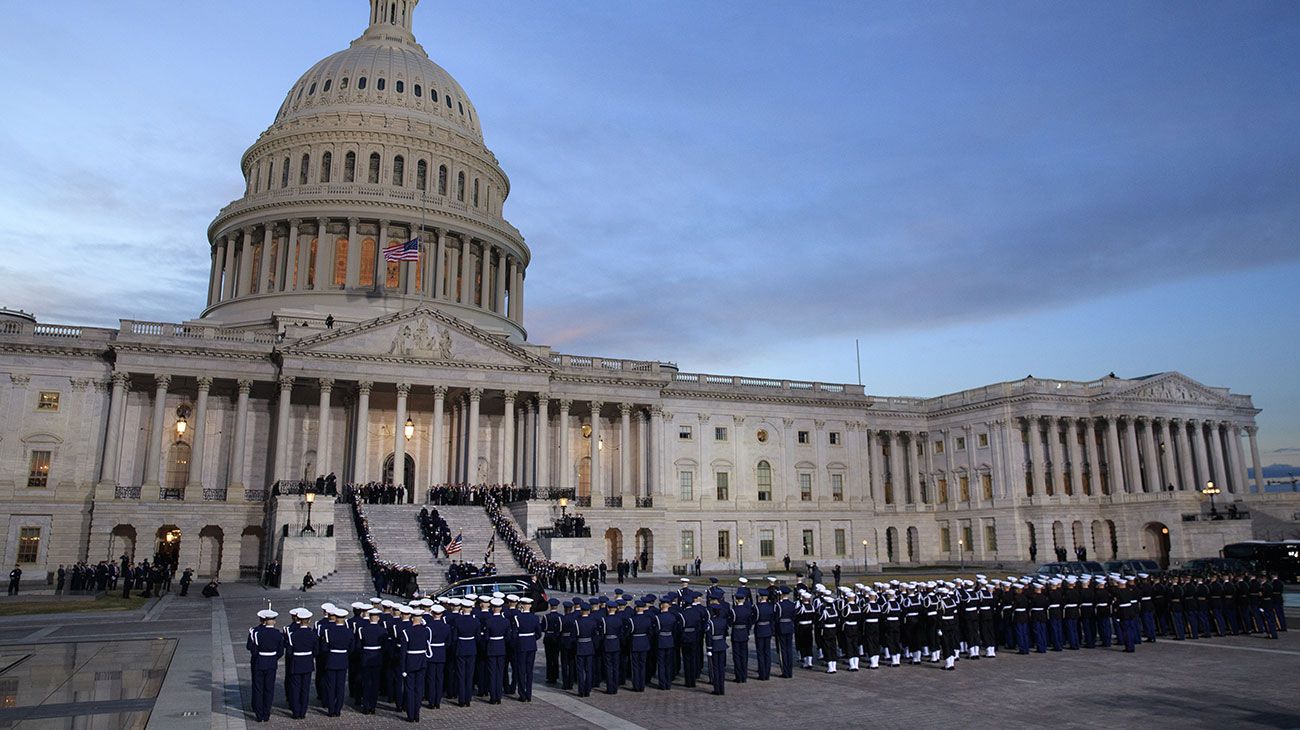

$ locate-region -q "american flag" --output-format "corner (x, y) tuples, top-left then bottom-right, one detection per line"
(446, 533), (463, 556)
(382, 238), (421, 262)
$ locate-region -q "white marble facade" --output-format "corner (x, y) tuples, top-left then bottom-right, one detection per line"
(1, 0), (1295, 583)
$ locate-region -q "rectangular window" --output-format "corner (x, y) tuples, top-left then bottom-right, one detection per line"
(27, 451), (51, 488)
(830, 473), (844, 501)
(715, 471), (729, 501)
(759, 529), (775, 558)
(978, 433), (989, 448)
(956, 436), (966, 451)
(940, 526), (951, 553)
(799, 472), (812, 501)
(678, 471), (694, 501)
(16, 527), (40, 564)
(985, 523), (998, 552)
(717, 530), (731, 559)
(714, 426), (728, 442)
(834, 528), (846, 557)
(797, 430), (810, 444)
(680, 530), (695, 560)
(938, 478), (949, 504)
(36, 392), (59, 411)
(934, 440), (945, 454)
(982, 474), (993, 500)
(678, 425), (693, 441)
(960, 475), (970, 502)
(829, 431), (841, 446)
(757, 465), (772, 502)
(962, 525), (974, 552)
(801, 529), (814, 557)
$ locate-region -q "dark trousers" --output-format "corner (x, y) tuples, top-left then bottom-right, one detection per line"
(754, 636), (772, 678)
(561, 646), (576, 689)
(1097, 616), (1113, 646)
(486, 655), (505, 703)
(629, 650), (647, 690)
(544, 637), (560, 683)
(1121, 618), (1139, 652)
(251, 667), (276, 722)
(656, 647), (674, 689)
(681, 643), (698, 687)
(1141, 611), (1157, 642)
(361, 666), (379, 712)
(709, 648), (727, 694)
(513, 650), (535, 700)
(1048, 618), (1063, 650)
(602, 650), (620, 694)
(403, 668), (424, 721)
(1032, 622), (1047, 653)
(777, 633), (794, 677)
(6, 580), (17, 596)
(575, 655), (593, 697)
(1171, 610), (1186, 640)
(1271, 604), (1287, 632)
(455, 654), (475, 705)
(731, 639), (749, 681)
(324, 669), (346, 715)
(1064, 618), (1079, 649)
(424, 661), (443, 708)
(1014, 623), (1030, 654)
(286, 671), (310, 718)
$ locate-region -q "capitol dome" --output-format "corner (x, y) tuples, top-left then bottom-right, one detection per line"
(203, 0), (530, 342)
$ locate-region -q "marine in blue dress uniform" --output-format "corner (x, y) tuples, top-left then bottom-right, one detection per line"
(247, 609), (284, 723)
(451, 599), (480, 706)
(481, 598), (510, 704)
(284, 609), (317, 719)
(399, 606), (433, 722)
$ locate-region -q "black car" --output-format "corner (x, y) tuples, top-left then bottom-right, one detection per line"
(1036, 560), (1106, 577)
(1179, 557), (1253, 575)
(1103, 559), (1165, 576)
(433, 573), (547, 611)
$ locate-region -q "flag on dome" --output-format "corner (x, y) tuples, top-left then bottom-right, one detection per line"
(382, 238), (421, 262)
(446, 533), (463, 556)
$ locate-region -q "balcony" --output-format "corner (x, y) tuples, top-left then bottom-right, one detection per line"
(635, 496), (654, 508)
(604, 496), (623, 508)
(114, 486), (141, 500)
(160, 488), (185, 501)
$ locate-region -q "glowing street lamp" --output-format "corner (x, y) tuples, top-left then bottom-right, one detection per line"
(404, 418), (415, 441)
(302, 491), (316, 535)
(737, 538), (745, 576)
(1202, 480), (1221, 514)
(862, 538), (869, 573)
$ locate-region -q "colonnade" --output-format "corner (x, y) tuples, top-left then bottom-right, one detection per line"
(205, 217), (524, 324)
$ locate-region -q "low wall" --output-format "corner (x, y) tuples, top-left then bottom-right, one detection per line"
(281, 534), (336, 585)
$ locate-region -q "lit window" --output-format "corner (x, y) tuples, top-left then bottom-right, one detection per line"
(27, 451), (51, 488)
(678, 426), (692, 440)
(960, 475), (971, 502)
(982, 473), (993, 500)
(714, 426), (727, 441)
(717, 530), (730, 559)
(799, 472), (812, 501)
(679, 471), (694, 500)
(715, 472), (729, 501)
(16, 527), (40, 563)
(37, 392), (59, 411)
(756, 461), (772, 501)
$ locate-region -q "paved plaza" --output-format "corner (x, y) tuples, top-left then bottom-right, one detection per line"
(0, 582), (1296, 729)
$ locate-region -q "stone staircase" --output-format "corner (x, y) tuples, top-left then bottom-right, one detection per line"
(430, 504), (527, 579)
(308, 504), (374, 595)
(358, 504), (448, 589)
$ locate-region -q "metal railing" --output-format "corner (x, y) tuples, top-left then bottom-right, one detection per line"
(202, 488), (228, 501)
(160, 488), (185, 501)
(114, 486), (141, 500)
(604, 496), (623, 508)
(533, 487), (576, 501)
(244, 489), (267, 502)
(635, 496), (654, 508)
(574, 496), (592, 508)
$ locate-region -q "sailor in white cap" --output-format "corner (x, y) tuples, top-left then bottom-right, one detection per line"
(355, 606), (387, 715)
(284, 608), (316, 718)
(247, 609), (284, 722)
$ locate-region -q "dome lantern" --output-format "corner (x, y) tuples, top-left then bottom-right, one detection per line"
(368, 0), (419, 35)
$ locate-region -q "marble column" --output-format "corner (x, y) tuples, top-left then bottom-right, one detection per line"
(221, 235), (238, 300)
(429, 385), (446, 485)
(315, 218), (333, 290)
(1173, 419), (1195, 491)
(1047, 416), (1064, 496)
(142, 374), (171, 486)
(1028, 417), (1046, 497)
(500, 390), (516, 484)
(504, 257), (517, 320)
(908, 432), (923, 504)
(394, 384), (410, 487)
(207, 239), (224, 305)
(479, 244), (492, 309)
(494, 249), (507, 313)
(344, 217), (361, 289)
(259, 225), (275, 293)
(285, 219), (301, 291)
(1209, 421), (1228, 493)
(449, 399), (461, 482)
(1082, 418), (1100, 496)
(515, 268), (525, 323)
(1246, 426), (1264, 493)
(648, 404), (662, 497)
(186, 377), (212, 490)
(1003, 420), (1025, 498)
(296, 219), (313, 291)
(619, 403), (633, 502)
(1139, 417), (1160, 492)
(315, 379), (333, 478)
(524, 401), (537, 487)
(458, 236), (473, 304)
(466, 388), (482, 484)
(1063, 418), (1081, 497)
(228, 379), (252, 490)
(1190, 419), (1210, 491)
(1230, 424), (1249, 494)
(273, 376), (293, 482)
(590, 401), (603, 504)
(636, 410), (648, 497)
(99, 372), (130, 484)
(236, 226), (255, 297)
(1156, 418), (1177, 492)
(434, 230), (447, 299)
(1104, 416), (1125, 495)
(887, 431), (903, 504)
(354, 381), (372, 482)
(536, 394), (550, 489)
(1121, 417), (1142, 493)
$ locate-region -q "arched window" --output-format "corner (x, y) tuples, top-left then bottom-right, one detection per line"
(332, 236), (348, 287)
(343, 151), (356, 182)
(458, 101), (464, 115)
(431, 89), (439, 102)
(266, 161), (274, 192)
(437, 165), (448, 196)
(323, 79), (331, 93)
(472, 178), (480, 206)
(395, 80), (404, 93)
(377, 78), (386, 92)
(280, 157), (290, 188)
(445, 95), (452, 109)
(299, 153), (309, 185)
(319, 151), (332, 183)
(416, 160), (427, 191)
(359, 238), (377, 286)
(165, 442), (190, 489)
(456, 171), (465, 201)
(391, 155), (404, 186)
(308, 82), (316, 96)
(341, 76), (349, 90)
(756, 460), (772, 501)
(414, 84), (422, 98)
(368, 153), (380, 184)
(358, 77), (368, 90)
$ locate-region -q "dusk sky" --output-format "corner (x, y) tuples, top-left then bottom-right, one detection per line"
(1, 2), (1297, 468)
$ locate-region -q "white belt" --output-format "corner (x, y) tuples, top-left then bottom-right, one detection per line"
(843, 621), (858, 626)
(1065, 604), (1078, 608)
(293, 651), (313, 656)
(458, 637), (475, 641)
(489, 636), (505, 640)
(430, 642), (445, 647)
(1014, 609), (1027, 612)
(866, 618), (879, 623)
(329, 649), (348, 653)
(258, 651), (278, 656)
(363, 646), (382, 650)
(406, 649), (426, 654)
(1049, 604), (1061, 609)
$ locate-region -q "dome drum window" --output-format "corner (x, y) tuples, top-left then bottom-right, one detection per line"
(392, 155), (405, 187)
(377, 78), (386, 91)
(341, 77), (349, 90)
(395, 80), (404, 93)
(414, 84), (422, 97)
(437, 165), (448, 196)
(368, 153), (380, 184)
(308, 83), (316, 96)
(416, 160), (427, 191)
(344, 151), (356, 183)
(445, 95), (452, 109)
(358, 77), (368, 90)
(299, 154), (310, 185)
(320, 151), (332, 183)
(323, 79), (332, 92)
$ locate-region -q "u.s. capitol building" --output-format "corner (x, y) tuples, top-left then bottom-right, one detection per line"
(2, 1), (1294, 585)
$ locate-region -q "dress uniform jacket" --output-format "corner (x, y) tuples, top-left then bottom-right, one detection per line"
(284, 625), (317, 718)
(247, 625), (285, 722)
(354, 621), (386, 714)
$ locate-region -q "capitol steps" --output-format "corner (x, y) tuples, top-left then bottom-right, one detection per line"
(306, 504), (374, 596)
(425, 504), (527, 578)
(356, 504), (448, 591)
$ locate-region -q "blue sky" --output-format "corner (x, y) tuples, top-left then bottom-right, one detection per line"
(1, 1), (1297, 464)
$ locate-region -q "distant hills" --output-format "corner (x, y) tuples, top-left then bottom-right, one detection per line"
(1249, 464), (1299, 479)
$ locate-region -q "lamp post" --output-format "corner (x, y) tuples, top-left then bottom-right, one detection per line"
(404, 417), (415, 441)
(959, 539), (965, 571)
(558, 496), (569, 519)
(737, 538), (745, 576)
(302, 492), (316, 535)
(1202, 480), (1221, 516)
(862, 539), (869, 574)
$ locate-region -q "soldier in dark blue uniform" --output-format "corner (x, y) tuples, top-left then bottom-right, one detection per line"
(398, 606), (432, 722)
(754, 588), (779, 680)
(559, 600), (578, 690)
(511, 597), (541, 701)
(346, 602), (368, 705)
(247, 609), (285, 723)
(775, 587), (796, 677)
(284, 608), (317, 719)
(1114, 577), (1140, 652)
(424, 604), (450, 709)
(627, 600), (653, 691)
(574, 601), (597, 697)
(652, 597), (680, 689)
(598, 601), (624, 694)
(676, 592), (700, 687)
(542, 598), (562, 685)
(729, 586), (756, 682)
(355, 608), (387, 714)
(450, 599), (480, 707)
(705, 595), (729, 695)
(320, 607), (354, 716)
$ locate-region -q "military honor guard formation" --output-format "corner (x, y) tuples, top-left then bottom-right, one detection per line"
(246, 569), (1288, 722)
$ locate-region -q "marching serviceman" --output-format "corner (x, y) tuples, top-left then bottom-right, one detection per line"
(247, 609), (284, 723)
(627, 600), (653, 691)
(510, 597), (541, 701)
(451, 599), (480, 707)
(753, 589), (776, 679)
(794, 591), (817, 669)
(574, 601), (597, 697)
(840, 587), (863, 671)
(481, 598), (510, 704)
(284, 608), (317, 719)
(542, 598), (562, 685)
(599, 600), (624, 694)
(817, 589), (841, 673)
(355, 608), (386, 715)
(729, 585), (756, 682)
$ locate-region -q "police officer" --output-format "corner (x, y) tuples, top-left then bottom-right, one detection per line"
(705, 595), (729, 695)
(355, 608), (387, 714)
(247, 609), (284, 723)
(511, 597), (541, 701)
(424, 603), (450, 709)
(284, 608), (316, 719)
